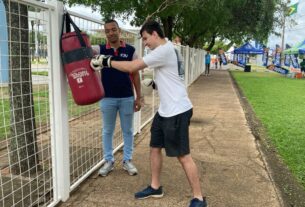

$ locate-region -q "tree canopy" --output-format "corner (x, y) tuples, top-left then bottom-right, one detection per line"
(65, 0), (279, 49)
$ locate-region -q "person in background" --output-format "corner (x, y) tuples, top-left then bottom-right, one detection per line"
(204, 50), (211, 76)
(218, 49), (223, 70)
(300, 59), (305, 78)
(91, 20), (207, 207)
(173, 36), (182, 45)
(91, 19), (141, 177)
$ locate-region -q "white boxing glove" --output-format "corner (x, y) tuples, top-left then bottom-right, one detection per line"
(90, 55), (112, 71)
(141, 78), (156, 95)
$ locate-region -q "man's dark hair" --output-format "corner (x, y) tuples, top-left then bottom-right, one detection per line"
(105, 19), (119, 28)
(140, 20), (164, 38)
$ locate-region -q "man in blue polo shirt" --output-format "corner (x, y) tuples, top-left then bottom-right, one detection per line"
(92, 19), (141, 176)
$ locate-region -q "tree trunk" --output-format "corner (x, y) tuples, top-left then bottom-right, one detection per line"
(4, 0), (39, 175)
(207, 34), (216, 51)
(186, 34), (199, 47)
(161, 16), (174, 40)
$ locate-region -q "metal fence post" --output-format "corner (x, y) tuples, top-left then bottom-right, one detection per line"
(134, 35), (142, 134)
(48, 0), (70, 202)
(201, 50), (206, 73)
(197, 48), (201, 78)
(195, 49), (198, 80)
(201, 50), (204, 75)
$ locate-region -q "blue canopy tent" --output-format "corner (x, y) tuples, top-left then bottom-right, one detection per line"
(233, 42), (264, 54)
(233, 43), (264, 71)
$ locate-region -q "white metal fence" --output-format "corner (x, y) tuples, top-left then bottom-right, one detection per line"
(0, 0), (205, 206)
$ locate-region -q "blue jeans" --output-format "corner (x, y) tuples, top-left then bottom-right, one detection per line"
(100, 97), (134, 162)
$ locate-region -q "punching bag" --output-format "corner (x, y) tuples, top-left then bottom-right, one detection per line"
(61, 12), (104, 105)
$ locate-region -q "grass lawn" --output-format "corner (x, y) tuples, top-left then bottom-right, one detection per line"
(32, 71), (48, 76)
(231, 71), (305, 188)
(31, 58), (48, 65)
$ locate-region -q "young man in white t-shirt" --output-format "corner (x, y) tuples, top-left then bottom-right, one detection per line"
(91, 20), (207, 207)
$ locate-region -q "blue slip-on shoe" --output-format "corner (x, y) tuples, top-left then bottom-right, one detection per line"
(189, 197), (207, 207)
(134, 185), (164, 199)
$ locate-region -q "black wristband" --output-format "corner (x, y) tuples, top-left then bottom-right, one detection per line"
(152, 81), (156, 89)
(102, 57), (109, 67)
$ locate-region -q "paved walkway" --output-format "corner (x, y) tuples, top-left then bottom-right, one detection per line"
(60, 70), (282, 207)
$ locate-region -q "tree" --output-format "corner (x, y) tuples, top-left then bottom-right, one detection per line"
(3, 0), (39, 175)
(64, 0), (187, 40)
(65, 0), (278, 48)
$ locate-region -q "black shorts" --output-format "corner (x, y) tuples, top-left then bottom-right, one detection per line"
(150, 109), (193, 157)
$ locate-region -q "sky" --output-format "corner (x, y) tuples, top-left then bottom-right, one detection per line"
(68, 4), (136, 30)
(267, 0), (305, 48)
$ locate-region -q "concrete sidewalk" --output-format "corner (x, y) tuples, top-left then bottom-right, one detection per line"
(60, 70), (282, 207)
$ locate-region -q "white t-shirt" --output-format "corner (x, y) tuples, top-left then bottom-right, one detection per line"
(143, 41), (193, 117)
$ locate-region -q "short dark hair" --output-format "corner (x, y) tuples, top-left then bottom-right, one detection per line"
(104, 19), (119, 28)
(140, 20), (164, 38)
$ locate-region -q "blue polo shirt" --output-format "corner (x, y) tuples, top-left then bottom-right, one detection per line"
(205, 53), (211, 64)
(99, 42), (135, 98)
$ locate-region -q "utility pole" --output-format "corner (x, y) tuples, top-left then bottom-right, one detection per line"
(280, 0), (291, 65)
(281, 14), (286, 51)
(281, 0), (291, 50)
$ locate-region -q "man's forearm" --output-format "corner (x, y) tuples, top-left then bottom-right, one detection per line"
(91, 54), (147, 72)
(132, 72), (141, 99)
(111, 59), (146, 73)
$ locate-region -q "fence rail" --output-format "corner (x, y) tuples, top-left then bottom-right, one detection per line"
(0, 1), (205, 206)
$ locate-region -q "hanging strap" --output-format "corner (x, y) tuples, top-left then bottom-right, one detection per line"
(61, 12), (86, 48)
(60, 11), (93, 65)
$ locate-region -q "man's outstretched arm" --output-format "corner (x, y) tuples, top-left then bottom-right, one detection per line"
(91, 55), (147, 73)
(111, 59), (147, 73)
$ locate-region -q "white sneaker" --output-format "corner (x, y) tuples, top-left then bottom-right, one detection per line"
(98, 161), (114, 176)
(123, 160), (138, 176)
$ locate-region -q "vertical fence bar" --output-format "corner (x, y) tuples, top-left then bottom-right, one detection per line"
(134, 35), (142, 134)
(194, 49), (196, 81)
(197, 49), (200, 79)
(152, 68), (156, 117)
(201, 50), (206, 73)
(201, 50), (204, 75)
(185, 45), (190, 86)
(48, 0), (70, 202)
(197, 49), (200, 78)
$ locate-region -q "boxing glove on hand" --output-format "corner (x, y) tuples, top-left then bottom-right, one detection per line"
(141, 78), (157, 95)
(90, 55), (112, 71)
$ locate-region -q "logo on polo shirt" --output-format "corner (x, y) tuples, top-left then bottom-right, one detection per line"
(120, 53), (128, 58)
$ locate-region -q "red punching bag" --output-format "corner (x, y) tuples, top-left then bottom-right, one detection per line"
(61, 12), (104, 105)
